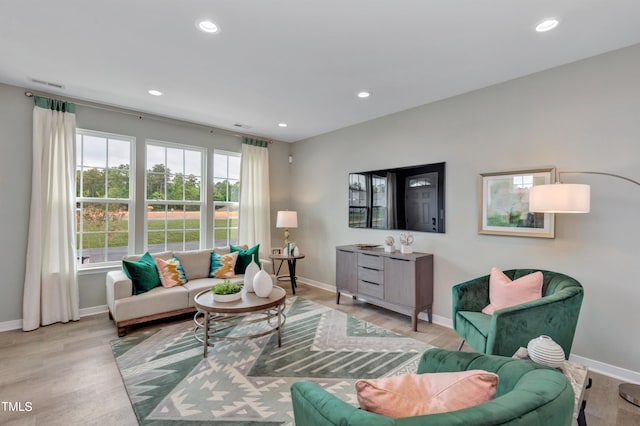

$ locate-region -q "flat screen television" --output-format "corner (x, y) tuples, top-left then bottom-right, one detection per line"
(349, 162), (445, 233)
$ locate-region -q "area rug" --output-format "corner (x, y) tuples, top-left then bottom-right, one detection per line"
(111, 296), (433, 425)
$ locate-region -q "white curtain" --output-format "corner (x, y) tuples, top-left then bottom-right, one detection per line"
(238, 138), (271, 258)
(23, 97), (79, 331)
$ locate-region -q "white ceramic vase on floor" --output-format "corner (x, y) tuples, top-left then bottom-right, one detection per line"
(253, 270), (273, 297)
(243, 261), (260, 292)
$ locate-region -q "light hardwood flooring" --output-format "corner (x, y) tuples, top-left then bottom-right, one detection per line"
(0, 283), (638, 425)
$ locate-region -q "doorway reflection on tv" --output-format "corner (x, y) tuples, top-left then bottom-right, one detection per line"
(349, 162), (445, 233)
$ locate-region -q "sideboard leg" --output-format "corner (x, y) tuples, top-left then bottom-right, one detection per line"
(336, 291), (341, 304)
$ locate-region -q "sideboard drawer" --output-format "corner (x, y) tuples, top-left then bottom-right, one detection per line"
(358, 253), (384, 269)
(358, 266), (383, 284)
(358, 279), (384, 299)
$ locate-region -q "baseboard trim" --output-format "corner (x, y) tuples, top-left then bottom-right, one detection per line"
(0, 305), (109, 332)
(570, 354), (640, 384)
(298, 276), (640, 383)
(0, 319), (22, 332)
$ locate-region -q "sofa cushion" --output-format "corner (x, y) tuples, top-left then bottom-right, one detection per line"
(113, 285), (189, 322)
(209, 251), (239, 278)
(355, 370), (498, 418)
(184, 278), (225, 307)
(122, 252), (162, 295)
(482, 267), (543, 315)
(155, 257), (188, 288)
(231, 244), (260, 274)
(174, 249), (213, 280)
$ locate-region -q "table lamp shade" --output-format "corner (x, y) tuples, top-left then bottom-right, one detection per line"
(529, 184), (591, 213)
(276, 211), (298, 228)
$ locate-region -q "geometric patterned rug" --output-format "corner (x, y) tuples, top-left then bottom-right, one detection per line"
(111, 296), (433, 425)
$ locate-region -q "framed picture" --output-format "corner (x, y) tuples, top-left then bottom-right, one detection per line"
(271, 247), (282, 255)
(478, 168), (555, 238)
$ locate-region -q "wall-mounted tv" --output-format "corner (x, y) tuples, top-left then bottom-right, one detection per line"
(349, 162), (445, 233)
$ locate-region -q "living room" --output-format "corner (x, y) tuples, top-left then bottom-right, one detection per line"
(1, 2), (640, 425)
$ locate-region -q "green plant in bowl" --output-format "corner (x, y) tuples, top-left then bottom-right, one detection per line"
(211, 280), (243, 295)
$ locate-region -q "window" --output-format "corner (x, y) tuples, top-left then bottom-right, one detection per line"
(76, 129), (134, 266)
(213, 151), (240, 247)
(349, 173), (368, 227)
(146, 141), (205, 252)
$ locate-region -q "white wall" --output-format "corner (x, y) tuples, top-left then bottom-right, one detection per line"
(0, 82), (292, 322)
(289, 44), (640, 375)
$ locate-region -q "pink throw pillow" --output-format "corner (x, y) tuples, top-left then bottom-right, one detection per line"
(481, 268), (543, 315)
(355, 370), (498, 418)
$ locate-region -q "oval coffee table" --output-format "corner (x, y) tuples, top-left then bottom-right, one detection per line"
(193, 286), (286, 358)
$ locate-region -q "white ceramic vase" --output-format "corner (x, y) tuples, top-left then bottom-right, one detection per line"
(243, 260), (260, 293)
(527, 335), (565, 368)
(253, 270), (273, 298)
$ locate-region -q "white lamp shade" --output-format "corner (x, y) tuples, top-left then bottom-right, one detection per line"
(529, 184), (591, 213)
(276, 211), (298, 228)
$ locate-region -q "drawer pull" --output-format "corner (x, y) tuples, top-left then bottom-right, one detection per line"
(361, 280), (380, 286)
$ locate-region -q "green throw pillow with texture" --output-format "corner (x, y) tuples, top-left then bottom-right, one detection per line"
(122, 252), (162, 295)
(230, 244), (260, 274)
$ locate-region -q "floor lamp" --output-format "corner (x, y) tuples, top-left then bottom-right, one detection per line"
(529, 170), (640, 408)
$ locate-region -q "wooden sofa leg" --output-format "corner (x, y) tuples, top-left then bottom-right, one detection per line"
(118, 326), (128, 337)
(457, 339), (465, 351)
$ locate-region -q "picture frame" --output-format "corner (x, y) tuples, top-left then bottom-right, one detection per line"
(478, 168), (555, 238)
(270, 247), (282, 255)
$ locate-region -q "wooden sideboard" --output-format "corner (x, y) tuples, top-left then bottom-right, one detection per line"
(335, 245), (434, 331)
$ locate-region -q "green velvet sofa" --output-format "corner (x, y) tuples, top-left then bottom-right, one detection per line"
(452, 269), (584, 358)
(291, 348), (574, 425)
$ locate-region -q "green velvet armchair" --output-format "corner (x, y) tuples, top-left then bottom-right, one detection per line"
(452, 269), (584, 358)
(291, 348), (574, 426)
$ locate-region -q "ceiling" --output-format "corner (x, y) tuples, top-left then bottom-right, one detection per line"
(2, 1), (640, 143)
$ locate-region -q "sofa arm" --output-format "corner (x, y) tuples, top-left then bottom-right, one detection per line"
(106, 270), (133, 312)
(488, 288), (584, 357)
(291, 382), (395, 426)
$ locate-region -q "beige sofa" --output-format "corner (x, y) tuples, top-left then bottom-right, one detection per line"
(106, 247), (276, 336)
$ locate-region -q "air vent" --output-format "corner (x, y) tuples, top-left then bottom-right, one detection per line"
(31, 78), (65, 89)
(233, 123), (252, 129)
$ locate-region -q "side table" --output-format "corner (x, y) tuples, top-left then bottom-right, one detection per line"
(269, 253), (305, 294)
(513, 347), (590, 425)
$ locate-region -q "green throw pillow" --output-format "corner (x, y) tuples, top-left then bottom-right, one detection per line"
(122, 252), (162, 295)
(230, 244), (260, 274)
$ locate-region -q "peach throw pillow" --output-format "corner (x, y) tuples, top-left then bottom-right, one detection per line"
(355, 370), (498, 418)
(481, 268), (543, 315)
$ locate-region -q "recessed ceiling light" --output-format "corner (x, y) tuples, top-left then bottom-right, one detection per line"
(357, 91), (371, 98)
(198, 20), (220, 34)
(535, 18), (559, 32)
(148, 89), (163, 96)
(278, 123), (288, 128)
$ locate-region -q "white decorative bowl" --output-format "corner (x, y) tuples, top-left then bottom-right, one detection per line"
(527, 335), (565, 368)
(213, 291), (242, 303)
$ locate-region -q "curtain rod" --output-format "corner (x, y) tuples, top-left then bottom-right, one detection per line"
(24, 91), (273, 143)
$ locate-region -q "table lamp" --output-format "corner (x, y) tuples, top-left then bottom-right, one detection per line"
(276, 210), (298, 245)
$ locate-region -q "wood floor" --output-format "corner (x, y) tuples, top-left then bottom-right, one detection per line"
(0, 283), (638, 425)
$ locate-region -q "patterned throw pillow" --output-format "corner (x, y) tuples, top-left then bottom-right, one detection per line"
(122, 252), (162, 295)
(230, 244), (260, 274)
(209, 251), (239, 278)
(154, 257), (188, 288)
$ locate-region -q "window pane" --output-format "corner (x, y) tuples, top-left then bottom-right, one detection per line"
(81, 167), (106, 198)
(167, 174), (185, 201)
(147, 172), (166, 199)
(228, 155), (240, 180)
(83, 135), (107, 168)
(228, 179), (240, 202)
(167, 147), (184, 175)
(108, 139), (130, 168)
(213, 153), (228, 178)
(185, 150), (201, 176)
(105, 203), (129, 262)
(147, 145), (165, 169)
(107, 167), (129, 198)
(185, 176), (201, 201)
